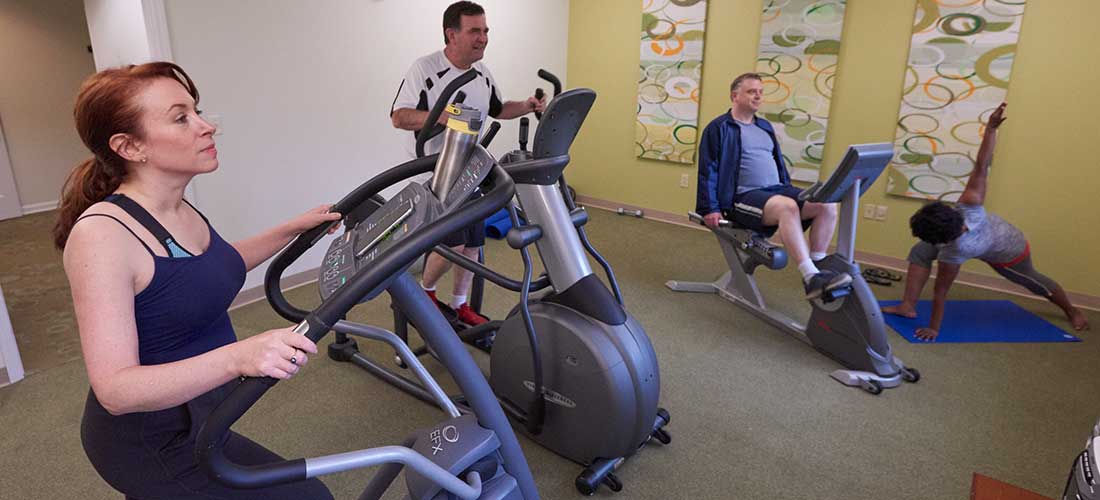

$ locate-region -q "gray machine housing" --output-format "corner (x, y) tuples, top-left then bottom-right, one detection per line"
(491, 89), (665, 472)
(491, 298), (660, 464)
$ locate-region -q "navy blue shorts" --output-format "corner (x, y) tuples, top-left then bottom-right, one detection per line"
(725, 184), (812, 236)
(442, 191), (486, 248)
(442, 220), (486, 248)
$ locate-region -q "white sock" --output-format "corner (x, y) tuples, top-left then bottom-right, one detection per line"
(810, 252), (827, 262)
(422, 282), (436, 292)
(797, 259), (820, 283)
(450, 294), (467, 308)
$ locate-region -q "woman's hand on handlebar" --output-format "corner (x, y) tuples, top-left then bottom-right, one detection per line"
(285, 205), (342, 237)
(230, 327), (319, 379)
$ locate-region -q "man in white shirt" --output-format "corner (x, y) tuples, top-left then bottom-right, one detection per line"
(390, 1), (545, 326)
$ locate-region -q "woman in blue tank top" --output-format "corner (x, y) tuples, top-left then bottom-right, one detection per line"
(53, 62), (340, 499)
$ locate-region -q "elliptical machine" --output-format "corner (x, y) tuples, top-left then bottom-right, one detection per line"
(305, 70), (670, 495)
(666, 143), (920, 394)
(1063, 418), (1099, 500)
(196, 99), (541, 499)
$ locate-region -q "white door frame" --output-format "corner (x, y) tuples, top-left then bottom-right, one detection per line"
(0, 284), (25, 386)
(0, 114), (23, 221)
(140, 0), (200, 204)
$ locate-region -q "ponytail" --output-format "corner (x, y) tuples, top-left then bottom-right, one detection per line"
(52, 157), (126, 250)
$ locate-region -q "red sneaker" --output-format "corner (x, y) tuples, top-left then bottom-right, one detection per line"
(425, 289), (453, 314)
(454, 303), (489, 327)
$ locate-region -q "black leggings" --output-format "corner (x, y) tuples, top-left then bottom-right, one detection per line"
(83, 384), (332, 500)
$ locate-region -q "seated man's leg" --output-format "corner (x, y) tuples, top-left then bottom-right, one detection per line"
(760, 194), (810, 263)
(800, 200), (837, 259)
(882, 241), (937, 318)
(734, 187), (849, 298)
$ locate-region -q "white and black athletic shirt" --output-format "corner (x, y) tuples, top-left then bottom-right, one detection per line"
(391, 50), (504, 161)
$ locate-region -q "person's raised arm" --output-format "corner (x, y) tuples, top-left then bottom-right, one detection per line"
(65, 219), (319, 415)
(958, 102), (1007, 206)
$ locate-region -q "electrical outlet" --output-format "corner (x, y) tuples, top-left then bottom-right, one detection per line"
(874, 204), (888, 220)
(863, 204), (876, 219)
(679, 173), (690, 188)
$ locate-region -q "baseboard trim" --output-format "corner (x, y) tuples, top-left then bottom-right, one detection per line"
(22, 200), (58, 214)
(0, 367), (9, 387)
(575, 194), (1100, 312)
(230, 268), (318, 311)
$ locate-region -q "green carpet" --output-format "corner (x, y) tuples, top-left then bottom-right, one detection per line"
(0, 208), (1097, 499)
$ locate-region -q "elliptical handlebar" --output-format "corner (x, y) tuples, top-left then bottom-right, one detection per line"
(415, 69), (478, 158)
(265, 154), (440, 323)
(532, 69), (562, 121)
(199, 163), (518, 489)
(537, 69), (562, 97)
(480, 121), (502, 148)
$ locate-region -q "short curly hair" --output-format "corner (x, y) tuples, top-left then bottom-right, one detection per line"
(909, 201), (965, 244)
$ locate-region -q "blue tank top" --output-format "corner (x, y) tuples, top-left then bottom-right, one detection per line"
(76, 197), (246, 365)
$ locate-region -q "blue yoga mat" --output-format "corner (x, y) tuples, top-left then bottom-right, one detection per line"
(879, 300), (1081, 343)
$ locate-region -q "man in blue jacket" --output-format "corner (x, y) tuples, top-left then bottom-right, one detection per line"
(696, 72), (850, 299)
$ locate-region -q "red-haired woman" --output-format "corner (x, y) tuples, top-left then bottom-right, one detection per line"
(55, 62), (337, 499)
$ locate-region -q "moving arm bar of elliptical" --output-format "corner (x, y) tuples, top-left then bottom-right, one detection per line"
(432, 244), (552, 293)
(307, 446), (482, 500)
(331, 320), (461, 418)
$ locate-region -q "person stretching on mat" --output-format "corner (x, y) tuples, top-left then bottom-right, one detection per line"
(697, 72), (850, 300)
(882, 102), (1090, 340)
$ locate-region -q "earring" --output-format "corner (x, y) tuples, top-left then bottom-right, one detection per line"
(140, 157), (147, 163)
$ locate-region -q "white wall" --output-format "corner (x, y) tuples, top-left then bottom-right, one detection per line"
(83, 0), (153, 69)
(0, 0), (97, 211)
(162, 0), (570, 292)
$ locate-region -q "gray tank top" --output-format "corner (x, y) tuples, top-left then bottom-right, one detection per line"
(938, 204), (1028, 265)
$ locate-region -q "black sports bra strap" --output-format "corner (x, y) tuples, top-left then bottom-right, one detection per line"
(181, 198), (210, 224)
(74, 213), (158, 257)
(104, 194), (194, 257)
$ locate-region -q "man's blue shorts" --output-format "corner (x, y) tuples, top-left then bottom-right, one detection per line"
(724, 184), (812, 236)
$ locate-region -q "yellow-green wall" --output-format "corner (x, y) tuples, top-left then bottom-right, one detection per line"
(566, 0), (1100, 297)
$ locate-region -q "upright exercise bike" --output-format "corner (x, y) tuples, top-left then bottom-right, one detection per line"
(667, 143), (920, 394)
(197, 99), (541, 498)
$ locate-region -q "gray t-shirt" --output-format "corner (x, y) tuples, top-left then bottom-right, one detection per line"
(938, 204), (1028, 265)
(735, 120), (782, 194)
